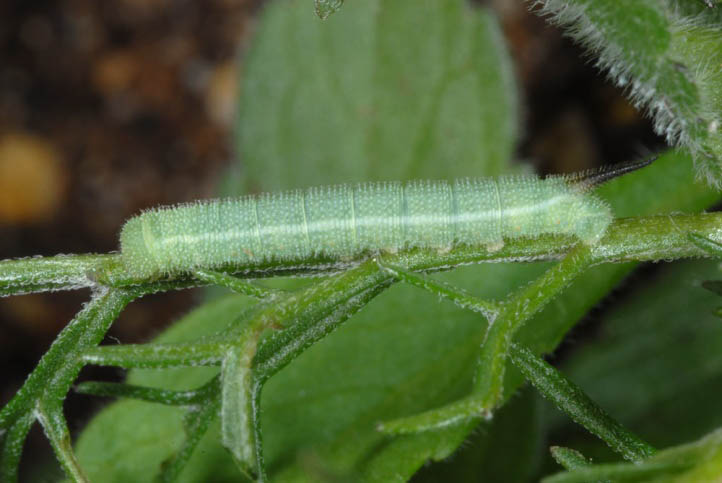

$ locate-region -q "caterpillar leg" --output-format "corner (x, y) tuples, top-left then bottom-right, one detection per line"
(194, 269), (283, 299)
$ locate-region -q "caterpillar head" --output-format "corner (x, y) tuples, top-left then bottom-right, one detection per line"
(571, 195), (613, 245)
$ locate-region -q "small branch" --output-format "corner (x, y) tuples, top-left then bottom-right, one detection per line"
(75, 377), (220, 406)
(473, 245), (594, 416)
(160, 389), (221, 483)
(510, 343), (655, 462)
(549, 446), (592, 471)
(253, 258), (394, 377)
(36, 403), (88, 483)
(194, 270), (284, 299)
(0, 413), (34, 482)
(81, 342), (225, 369)
(1, 289), (135, 431)
(375, 259), (498, 320)
(0, 254), (117, 296)
(74, 376), (223, 482)
(377, 396), (486, 434)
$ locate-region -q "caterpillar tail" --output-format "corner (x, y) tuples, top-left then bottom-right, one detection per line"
(566, 155), (658, 191)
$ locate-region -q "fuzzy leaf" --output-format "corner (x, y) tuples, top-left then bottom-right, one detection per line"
(531, 0), (722, 186)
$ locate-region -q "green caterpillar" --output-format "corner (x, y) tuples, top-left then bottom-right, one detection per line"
(119, 160), (652, 279)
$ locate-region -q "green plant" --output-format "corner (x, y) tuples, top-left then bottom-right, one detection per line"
(1, 0), (721, 481)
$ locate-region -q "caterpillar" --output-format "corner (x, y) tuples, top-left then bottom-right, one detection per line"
(119, 159), (653, 279)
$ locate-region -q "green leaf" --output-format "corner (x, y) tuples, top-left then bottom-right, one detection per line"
(532, 0), (722, 186)
(234, 0), (518, 191)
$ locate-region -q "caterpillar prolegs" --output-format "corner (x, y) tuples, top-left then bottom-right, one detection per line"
(119, 159), (653, 279)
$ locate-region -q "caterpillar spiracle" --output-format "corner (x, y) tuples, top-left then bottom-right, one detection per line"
(119, 160), (652, 279)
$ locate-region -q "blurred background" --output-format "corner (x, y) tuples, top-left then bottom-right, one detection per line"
(0, 0), (665, 479)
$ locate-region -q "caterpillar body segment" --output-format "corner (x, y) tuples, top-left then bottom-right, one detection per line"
(119, 176), (613, 279)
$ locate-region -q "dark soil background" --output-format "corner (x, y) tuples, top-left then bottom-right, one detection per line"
(0, 0), (664, 479)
